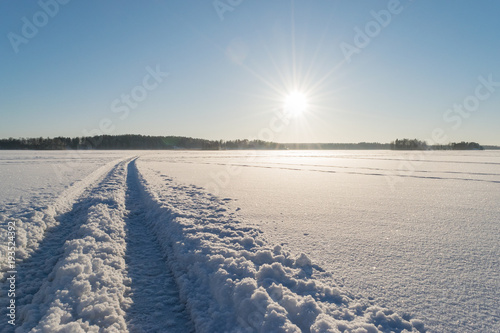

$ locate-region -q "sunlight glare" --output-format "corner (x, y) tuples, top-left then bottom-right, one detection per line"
(284, 91), (308, 116)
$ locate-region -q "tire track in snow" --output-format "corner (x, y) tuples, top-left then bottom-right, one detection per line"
(188, 161), (500, 184)
(0, 158), (134, 332)
(1, 155), (425, 332)
(0, 157), (128, 279)
(1, 158), (195, 332)
(134, 159), (426, 333)
(124, 160), (194, 332)
(0, 159), (130, 332)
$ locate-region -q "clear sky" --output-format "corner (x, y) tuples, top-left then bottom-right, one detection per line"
(1, 0), (499, 144)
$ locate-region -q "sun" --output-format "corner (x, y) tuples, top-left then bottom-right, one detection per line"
(284, 91), (308, 116)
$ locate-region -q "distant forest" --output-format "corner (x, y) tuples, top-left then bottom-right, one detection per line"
(390, 138), (487, 150)
(0, 135), (389, 150)
(0, 135), (497, 150)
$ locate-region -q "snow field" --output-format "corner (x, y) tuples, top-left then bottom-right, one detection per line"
(1, 154), (427, 332)
(14, 158), (133, 332)
(137, 150), (500, 333)
(134, 159), (424, 332)
(0, 156), (128, 281)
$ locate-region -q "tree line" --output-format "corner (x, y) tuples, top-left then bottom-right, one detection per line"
(0, 135), (490, 150)
(390, 138), (484, 150)
(0, 135), (283, 150)
(0, 136), (393, 150)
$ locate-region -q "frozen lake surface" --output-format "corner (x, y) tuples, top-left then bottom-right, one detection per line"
(139, 150), (500, 333)
(1, 150), (498, 332)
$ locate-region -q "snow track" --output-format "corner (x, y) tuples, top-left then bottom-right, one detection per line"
(124, 160), (193, 333)
(5, 158), (134, 332)
(1, 157), (425, 332)
(133, 159), (425, 333)
(0, 157), (127, 280)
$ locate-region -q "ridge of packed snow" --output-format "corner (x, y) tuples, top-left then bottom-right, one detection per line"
(0, 157), (126, 280)
(134, 159), (425, 333)
(1, 156), (426, 332)
(14, 159), (132, 332)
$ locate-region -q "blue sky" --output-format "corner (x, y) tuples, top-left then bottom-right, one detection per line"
(1, 0), (499, 144)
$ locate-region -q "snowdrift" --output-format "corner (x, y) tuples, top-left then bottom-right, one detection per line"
(11, 160), (133, 332)
(134, 159), (425, 332)
(0, 157), (425, 332)
(0, 157), (125, 281)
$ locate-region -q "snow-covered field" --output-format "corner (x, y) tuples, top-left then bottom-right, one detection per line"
(1, 150), (499, 332)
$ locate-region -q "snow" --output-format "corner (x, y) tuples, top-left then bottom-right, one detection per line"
(134, 158), (421, 332)
(0, 151), (132, 208)
(137, 150), (500, 333)
(1, 150), (499, 332)
(13, 159), (132, 332)
(0, 151), (132, 279)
